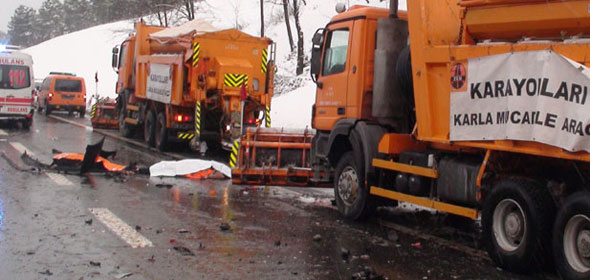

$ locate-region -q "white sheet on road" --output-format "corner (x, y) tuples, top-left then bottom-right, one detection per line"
(149, 159), (231, 178)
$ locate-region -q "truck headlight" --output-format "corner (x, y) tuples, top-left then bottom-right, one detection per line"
(252, 78), (259, 91)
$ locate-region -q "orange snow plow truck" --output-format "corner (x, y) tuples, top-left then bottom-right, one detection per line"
(112, 21), (274, 151)
(232, 1), (590, 278)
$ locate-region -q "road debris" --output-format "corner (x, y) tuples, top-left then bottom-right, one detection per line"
(85, 218), (93, 225)
(220, 223), (231, 231)
(341, 247), (350, 261)
(39, 269), (53, 276)
(411, 242), (422, 248)
(173, 246), (195, 256)
(89, 261), (101, 267)
(116, 272), (133, 279)
(135, 225), (142, 231)
(178, 229), (190, 233)
(313, 234), (322, 241)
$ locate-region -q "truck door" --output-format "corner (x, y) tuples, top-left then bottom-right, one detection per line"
(314, 21), (352, 130)
(116, 41), (131, 93)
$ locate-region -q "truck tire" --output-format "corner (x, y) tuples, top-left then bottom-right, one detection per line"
(553, 192), (590, 280)
(144, 110), (156, 147)
(334, 151), (375, 221)
(155, 111), (168, 151)
(118, 95), (133, 138)
(482, 178), (554, 273)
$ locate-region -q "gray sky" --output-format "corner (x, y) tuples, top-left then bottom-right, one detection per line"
(1, 0), (45, 32)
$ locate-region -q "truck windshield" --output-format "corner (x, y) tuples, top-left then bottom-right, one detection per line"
(55, 79), (82, 92)
(0, 65), (31, 89)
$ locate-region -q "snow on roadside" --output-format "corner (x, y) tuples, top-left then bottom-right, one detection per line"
(271, 80), (316, 128)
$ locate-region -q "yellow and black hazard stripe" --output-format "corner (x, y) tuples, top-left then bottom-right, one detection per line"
(192, 42), (200, 67)
(224, 73), (248, 88)
(229, 140), (240, 168)
(177, 132), (195, 140)
(261, 49), (268, 73)
(195, 101), (201, 138)
(265, 106), (271, 127)
(90, 104), (97, 118)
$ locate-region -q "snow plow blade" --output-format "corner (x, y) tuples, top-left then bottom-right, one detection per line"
(231, 127), (327, 187)
(90, 98), (118, 129)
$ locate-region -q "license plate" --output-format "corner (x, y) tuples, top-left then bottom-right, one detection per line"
(62, 94), (75, 100)
(3, 106), (29, 113)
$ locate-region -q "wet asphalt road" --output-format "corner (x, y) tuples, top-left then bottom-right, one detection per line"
(0, 113), (551, 279)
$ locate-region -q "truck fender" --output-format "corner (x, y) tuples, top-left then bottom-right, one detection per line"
(350, 122), (387, 177)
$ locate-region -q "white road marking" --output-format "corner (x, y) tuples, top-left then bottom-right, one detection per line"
(0, 129), (7, 136)
(45, 172), (74, 186)
(89, 208), (153, 248)
(9, 142), (35, 156)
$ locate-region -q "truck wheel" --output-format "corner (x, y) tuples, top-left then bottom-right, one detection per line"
(482, 179), (554, 273)
(155, 111), (168, 151)
(553, 192), (590, 280)
(334, 151), (375, 221)
(144, 110), (156, 147)
(118, 98), (133, 138)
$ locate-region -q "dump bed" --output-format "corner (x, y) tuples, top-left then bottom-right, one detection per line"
(407, 0), (590, 162)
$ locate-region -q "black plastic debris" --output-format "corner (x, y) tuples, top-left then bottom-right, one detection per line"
(173, 246), (195, 256)
(220, 223), (231, 231)
(85, 218), (93, 225)
(39, 269), (53, 276)
(89, 261), (101, 267)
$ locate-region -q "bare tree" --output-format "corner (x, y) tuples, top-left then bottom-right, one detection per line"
(292, 0), (306, 75)
(282, 0), (295, 52)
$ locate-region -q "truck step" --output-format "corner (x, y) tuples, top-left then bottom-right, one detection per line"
(124, 117), (138, 125)
(126, 105), (139, 111)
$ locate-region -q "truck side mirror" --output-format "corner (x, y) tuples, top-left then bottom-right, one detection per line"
(112, 47), (119, 69)
(310, 28), (325, 82)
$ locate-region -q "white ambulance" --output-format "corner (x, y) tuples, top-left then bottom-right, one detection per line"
(0, 45), (34, 128)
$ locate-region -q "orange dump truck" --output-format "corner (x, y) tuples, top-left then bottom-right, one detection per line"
(112, 21), (274, 151)
(232, 1), (590, 278)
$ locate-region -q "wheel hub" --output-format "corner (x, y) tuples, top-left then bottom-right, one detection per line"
(338, 166), (359, 205)
(564, 214), (590, 273)
(577, 230), (590, 258)
(505, 212), (523, 240)
(493, 198), (526, 252)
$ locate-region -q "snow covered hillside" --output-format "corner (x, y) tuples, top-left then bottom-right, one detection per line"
(24, 0), (406, 128)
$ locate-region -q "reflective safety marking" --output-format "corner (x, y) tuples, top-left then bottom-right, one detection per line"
(9, 142), (35, 156)
(229, 140), (240, 168)
(195, 101), (201, 138)
(0, 129), (7, 136)
(177, 132), (195, 140)
(90, 104), (97, 118)
(89, 208), (154, 248)
(45, 172), (74, 186)
(265, 106), (271, 128)
(261, 48), (268, 73)
(192, 42), (200, 67)
(224, 73), (248, 87)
